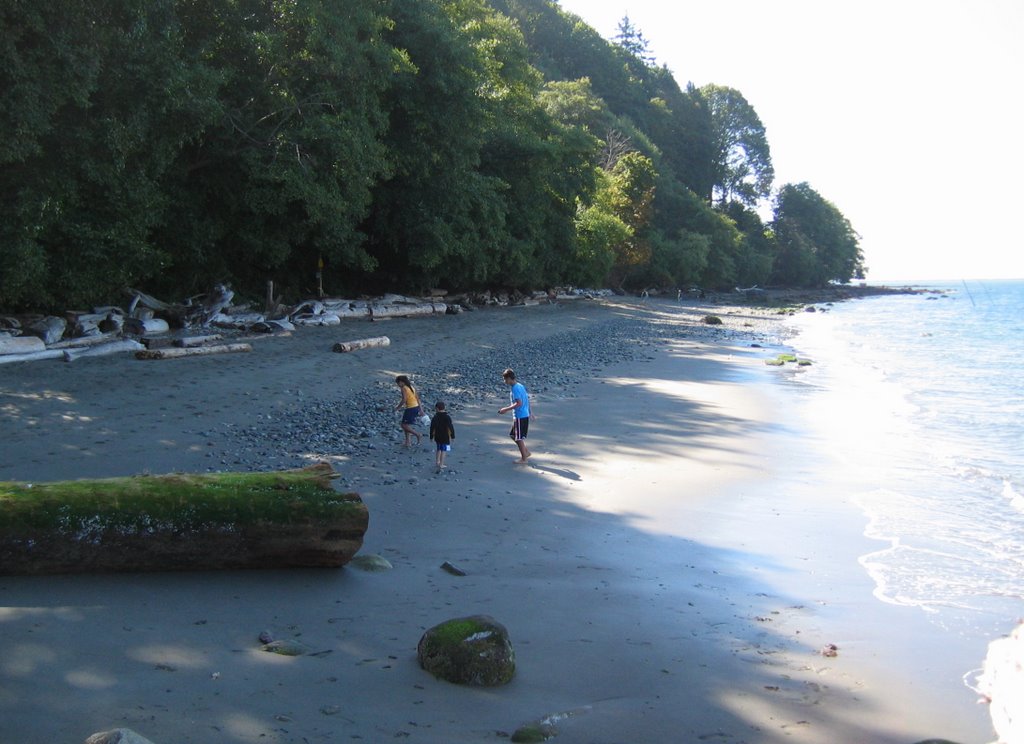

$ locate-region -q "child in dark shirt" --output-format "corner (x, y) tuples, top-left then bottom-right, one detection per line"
(429, 401), (455, 473)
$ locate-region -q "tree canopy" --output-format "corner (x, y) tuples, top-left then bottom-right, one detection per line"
(0, 0), (866, 311)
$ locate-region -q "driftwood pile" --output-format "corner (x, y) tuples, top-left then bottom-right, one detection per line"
(0, 284), (608, 366)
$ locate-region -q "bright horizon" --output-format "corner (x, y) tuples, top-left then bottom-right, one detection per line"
(554, 0), (1023, 281)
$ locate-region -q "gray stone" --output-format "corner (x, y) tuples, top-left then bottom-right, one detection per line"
(349, 554), (393, 572)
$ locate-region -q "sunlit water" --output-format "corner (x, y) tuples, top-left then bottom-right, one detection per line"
(784, 280), (1024, 642)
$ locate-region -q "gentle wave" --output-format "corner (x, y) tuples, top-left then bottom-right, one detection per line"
(786, 280), (1024, 632)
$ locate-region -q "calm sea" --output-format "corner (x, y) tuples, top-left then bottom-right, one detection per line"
(784, 279), (1024, 643)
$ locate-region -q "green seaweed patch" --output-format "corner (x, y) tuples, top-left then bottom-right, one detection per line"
(702, 314), (723, 325)
(511, 723), (557, 743)
(0, 463), (361, 536)
(765, 353), (813, 367)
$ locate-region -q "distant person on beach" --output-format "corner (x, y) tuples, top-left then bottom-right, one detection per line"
(429, 401), (455, 472)
(498, 368), (531, 464)
(394, 374), (422, 446)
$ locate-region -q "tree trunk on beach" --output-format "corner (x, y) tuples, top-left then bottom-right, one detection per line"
(134, 343), (252, 360)
(0, 463), (368, 575)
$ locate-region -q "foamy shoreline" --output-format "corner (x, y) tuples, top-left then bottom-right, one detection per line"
(0, 297), (995, 743)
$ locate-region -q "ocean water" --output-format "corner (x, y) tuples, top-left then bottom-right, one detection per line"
(783, 280), (1024, 642)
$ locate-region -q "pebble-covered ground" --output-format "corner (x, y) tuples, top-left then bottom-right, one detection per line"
(210, 301), (794, 472)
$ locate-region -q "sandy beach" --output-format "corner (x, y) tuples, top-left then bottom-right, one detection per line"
(0, 297), (997, 743)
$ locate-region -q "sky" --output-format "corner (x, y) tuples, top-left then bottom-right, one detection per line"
(554, 0), (1023, 281)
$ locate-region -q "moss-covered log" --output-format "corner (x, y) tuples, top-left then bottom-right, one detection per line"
(0, 463), (368, 575)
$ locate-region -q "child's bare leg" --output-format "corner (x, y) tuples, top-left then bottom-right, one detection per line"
(515, 439), (531, 463)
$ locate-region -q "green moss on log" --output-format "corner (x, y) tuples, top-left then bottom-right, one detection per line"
(0, 463), (359, 534)
(0, 463), (369, 574)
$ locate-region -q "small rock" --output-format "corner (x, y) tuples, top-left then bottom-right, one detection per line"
(349, 554), (393, 572)
(261, 639), (313, 656)
(441, 561), (467, 576)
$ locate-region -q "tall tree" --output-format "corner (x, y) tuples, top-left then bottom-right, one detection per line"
(162, 0), (397, 298)
(771, 182), (865, 287)
(0, 0), (221, 308)
(698, 84), (774, 207)
(613, 14), (654, 66)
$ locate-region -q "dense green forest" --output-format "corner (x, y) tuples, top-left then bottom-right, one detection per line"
(0, 0), (866, 311)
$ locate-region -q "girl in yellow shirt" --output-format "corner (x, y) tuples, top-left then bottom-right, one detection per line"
(394, 374), (423, 446)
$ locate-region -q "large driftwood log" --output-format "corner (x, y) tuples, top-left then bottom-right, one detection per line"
(47, 332), (120, 350)
(62, 339), (145, 362)
(0, 336), (46, 356)
(332, 336), (391, 353)
(135, 343), (252, 360)
(124, 317), (170, 336)
(370, 302), (445, 319)
(0, 349), (66, 365)
(0, 463), (368, 575)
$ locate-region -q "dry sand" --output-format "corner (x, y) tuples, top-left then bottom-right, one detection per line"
(0, 298), (997, 743)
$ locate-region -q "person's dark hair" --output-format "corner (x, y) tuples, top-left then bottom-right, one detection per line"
(395, 374), (415, 393)
(435, 401), (446, 411)
(502, 368), (515, 381)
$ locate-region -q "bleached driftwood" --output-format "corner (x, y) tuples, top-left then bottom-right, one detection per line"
(135, 342), (252, 360)
(124, 284), (235, 328)
(293, 313), (343, 326)
(210, 312), (264, 329)
(174, 334), (223, 348)
(370, 302), (444, 319)
(124, 317), (170, 336)
(332, 336), (391, 353)
(0, 349), (66, 365)
(62, 339), (145, 362)
(0, 336), (46, 356)
(47, 332), (120, 350)
(252, 319), (295, 333)
(26, 316), (67, 344)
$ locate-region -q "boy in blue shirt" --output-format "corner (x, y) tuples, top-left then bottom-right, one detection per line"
(498, 368), (531, 464)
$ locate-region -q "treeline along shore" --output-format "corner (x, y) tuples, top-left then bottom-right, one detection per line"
(5, 0), (868, 315)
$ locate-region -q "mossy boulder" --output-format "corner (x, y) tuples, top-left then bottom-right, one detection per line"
(417, 615), (515, 686)
(702, 314), (723, 325)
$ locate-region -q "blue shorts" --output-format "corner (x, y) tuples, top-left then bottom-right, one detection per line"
(401, 406), (420, 425)
(436, 443), (451, 452)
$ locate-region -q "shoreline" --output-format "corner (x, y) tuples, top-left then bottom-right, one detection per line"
(0, 297), (995, 743)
